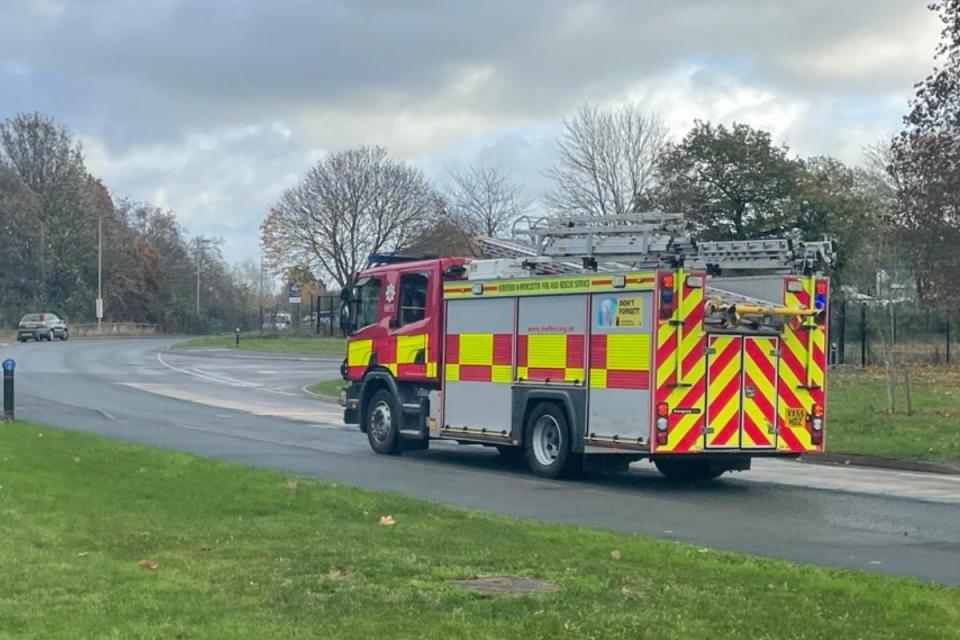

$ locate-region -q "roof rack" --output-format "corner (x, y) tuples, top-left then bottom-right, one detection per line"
(478, 211), (834, 275)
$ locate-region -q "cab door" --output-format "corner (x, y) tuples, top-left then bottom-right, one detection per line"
(388, 267), (438, 381)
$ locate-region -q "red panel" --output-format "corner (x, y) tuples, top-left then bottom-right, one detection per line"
(376, 336), (396, 366)
(458, 364), (492, 381)
(444, 334), (460, 364)
(526, 367), (565, 380)
(566, 334), (585, 368)
(606, 370), (650, 389)
(517, 334), (528, 367)
(492, 334), (513, 365)
(397, 363), (427, 377)
(590, 335), (607, 368)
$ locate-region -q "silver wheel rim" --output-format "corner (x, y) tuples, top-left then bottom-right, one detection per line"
(532, 415), (562, 466)
(370, 401), (393, 442)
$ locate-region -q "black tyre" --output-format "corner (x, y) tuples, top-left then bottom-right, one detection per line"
(654, 458), (726, 482)
(60, 331), (69, 341)
(524, 402), (575, 478)
(365, 389), (401, 455)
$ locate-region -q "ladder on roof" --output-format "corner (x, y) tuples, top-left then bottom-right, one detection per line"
(479, 211), (834, 275)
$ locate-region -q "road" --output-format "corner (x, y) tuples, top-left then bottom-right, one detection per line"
(1, 337), (958, 586)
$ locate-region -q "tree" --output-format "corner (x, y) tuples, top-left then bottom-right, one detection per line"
(261, 146), (440, 289)
(545, 103), (666, 217)
(444, 160), (530, 236)
(0, 167), (41, 325)
(657, 122), (800, 239)
(891, 0), (960, 314)
(0, 112), (108, 317)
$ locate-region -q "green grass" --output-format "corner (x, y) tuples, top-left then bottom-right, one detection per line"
(0, 421), (957, 639)
(307, 378), (345, 398)
(827, 366), (960, 464)
(178, 334), (346, 356)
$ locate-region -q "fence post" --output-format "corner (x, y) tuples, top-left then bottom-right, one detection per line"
(838, 300), (847, 364)
(2, 359), (15, 421)
(860, 303), (868, 368)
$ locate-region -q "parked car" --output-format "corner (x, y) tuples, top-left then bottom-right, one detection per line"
(17, 313), (69, 342)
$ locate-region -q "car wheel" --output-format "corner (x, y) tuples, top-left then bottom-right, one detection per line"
(653, 458), (726, 482)
(524, 402), (576, 479)
(61, 331), (69, 341)
(365, 389), (401, 455)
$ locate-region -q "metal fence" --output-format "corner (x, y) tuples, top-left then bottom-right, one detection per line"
(259, 295), (341, 337)
(831, 299), (954, 366)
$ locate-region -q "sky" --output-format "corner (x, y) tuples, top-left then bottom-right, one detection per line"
(0, 0), (943, 263)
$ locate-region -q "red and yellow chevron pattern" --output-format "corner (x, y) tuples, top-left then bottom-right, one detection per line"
(778, 276), (827, 452)
(654, 271), (707, 452)
(740, 336), (777, 449)
(704, 335), (744, 448)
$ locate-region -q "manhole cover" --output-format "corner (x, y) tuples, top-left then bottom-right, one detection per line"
(451, 576), (559, 594)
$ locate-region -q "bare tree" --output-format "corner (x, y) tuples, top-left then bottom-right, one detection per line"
(444, 161), (531, 236)
(545, 103), (667, 217)
(261, 146), (440, 289)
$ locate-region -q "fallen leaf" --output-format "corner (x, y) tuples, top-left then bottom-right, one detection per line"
(379, 515), (396, 526)
(362, 510), (369, 517)
(610, 550), (621, 560)
(77, 552), (89, 557)
(138, 560), (158, 570)
(73, 457), (81, 464)
(286, 479), (299, 492)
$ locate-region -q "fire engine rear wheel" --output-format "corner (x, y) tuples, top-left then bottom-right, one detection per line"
(524, 403), (574, 479)
(654, 458), (726, 482)
(365, 389), (401, 455)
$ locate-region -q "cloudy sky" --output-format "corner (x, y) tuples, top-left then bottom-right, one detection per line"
(0, 0), (942, 263)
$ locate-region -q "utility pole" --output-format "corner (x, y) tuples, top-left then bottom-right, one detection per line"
(195, 237), (203, 315)
(97, 213), (103, 330)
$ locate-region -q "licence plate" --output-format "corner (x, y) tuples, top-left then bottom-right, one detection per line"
(786, 408), (806, 429)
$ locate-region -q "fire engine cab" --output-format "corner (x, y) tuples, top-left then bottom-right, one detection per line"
(339, 212), (832, 481)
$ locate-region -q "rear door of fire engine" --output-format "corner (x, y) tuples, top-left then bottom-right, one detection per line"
(704, 335), (778, 449)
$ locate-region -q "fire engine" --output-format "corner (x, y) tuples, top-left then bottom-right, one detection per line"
(339, 212), (833, 481)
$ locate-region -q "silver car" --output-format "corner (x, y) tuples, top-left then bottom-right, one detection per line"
(17, 313), (69, 342)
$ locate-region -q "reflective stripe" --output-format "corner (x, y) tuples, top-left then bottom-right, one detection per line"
(443, 333), (513, 384)
(588, 333), (651, 389)
(777, 276), (827, 452)
(654, 271), (707, 452)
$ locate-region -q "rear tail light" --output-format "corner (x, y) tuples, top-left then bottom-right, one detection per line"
(655, 403), (669, 445)
(659, 274), (676, 319)
(810, 403), (824, 445)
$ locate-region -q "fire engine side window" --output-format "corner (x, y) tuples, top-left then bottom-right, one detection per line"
(356, 278), (382, 328)
(398, 273), (429, 326)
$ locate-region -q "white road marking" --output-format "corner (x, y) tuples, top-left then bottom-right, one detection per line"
(120, 383), (345, 424)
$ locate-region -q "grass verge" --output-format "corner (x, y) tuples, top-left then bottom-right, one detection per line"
(306, 378), (345, 398)
(0, 421), (957, 639)
(177, 334), (346, 356)
(828, 366), (960, 463)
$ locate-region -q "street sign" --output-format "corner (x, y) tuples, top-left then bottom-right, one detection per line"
(288, 282), (302, 304)
(96, 298), (104, 320)
(2, 359), (14, 372)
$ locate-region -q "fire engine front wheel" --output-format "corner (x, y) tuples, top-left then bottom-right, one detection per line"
(365, 389), (401, 455)
(653, 458), (726, 482)
(524, 403), (576, 479)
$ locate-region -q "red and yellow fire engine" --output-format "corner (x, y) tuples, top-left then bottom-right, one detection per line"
(340, 213), (832, 480)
